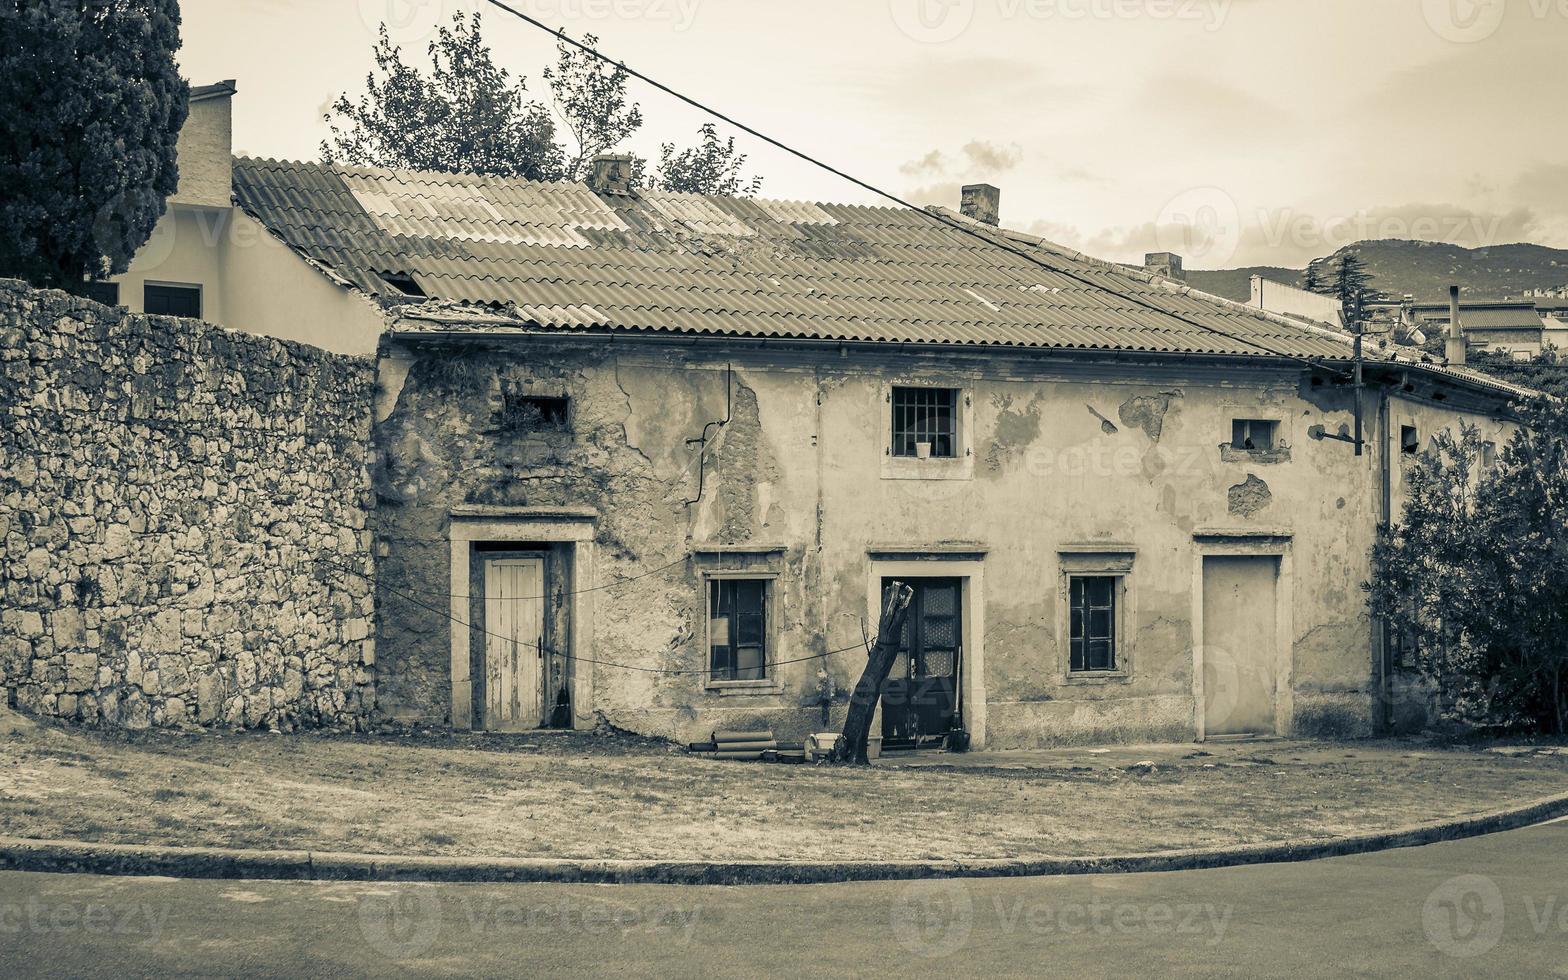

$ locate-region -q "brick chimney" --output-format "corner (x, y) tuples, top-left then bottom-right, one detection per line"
(1446, 285), (1467, 366)
(589, 153), (638, 196)
(1145, 252), (1185, 282)
(960, 184), (1000, 226)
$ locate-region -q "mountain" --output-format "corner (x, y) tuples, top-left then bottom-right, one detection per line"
(1189, 241), (1568, 304)
(1186, 266), (1300, 302)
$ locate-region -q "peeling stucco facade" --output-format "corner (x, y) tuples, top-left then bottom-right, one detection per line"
(370, 330), (1518, 748)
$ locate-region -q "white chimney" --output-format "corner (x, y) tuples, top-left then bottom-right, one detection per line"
(1446, 285), (1467, 367)
(171, 80), (236, 210)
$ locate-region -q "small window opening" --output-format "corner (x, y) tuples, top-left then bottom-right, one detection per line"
(1231, 419), (1278, 451)
(501, 393), (569, 433)
(1400, 425), (1420, 455)
(891, 386), (959, 458)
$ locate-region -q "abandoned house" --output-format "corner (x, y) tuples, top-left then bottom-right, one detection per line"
(92, 86), (1535, 749)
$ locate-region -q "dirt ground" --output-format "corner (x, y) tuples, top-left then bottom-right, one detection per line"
(3, 717), (1567, 862)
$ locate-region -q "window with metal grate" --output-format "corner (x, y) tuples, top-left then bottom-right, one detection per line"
(891, 386), (958, 458)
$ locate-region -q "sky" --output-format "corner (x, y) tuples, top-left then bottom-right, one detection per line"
(180, 0), (1568, 270)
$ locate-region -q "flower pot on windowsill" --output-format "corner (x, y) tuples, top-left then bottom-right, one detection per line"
(866, 736), (883, 761)
(915, 442), (932, 460)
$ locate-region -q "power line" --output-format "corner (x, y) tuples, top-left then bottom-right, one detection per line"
(310, 551), (691, 603)
(482, 0), (1350, 377)
(328, 557), (876, 676)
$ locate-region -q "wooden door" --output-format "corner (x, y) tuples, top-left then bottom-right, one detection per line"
(483, 558), (544, 731)
(881, 578), (962, 748)
(1202, 556), (1279, 736)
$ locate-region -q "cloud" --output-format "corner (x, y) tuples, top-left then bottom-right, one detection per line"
(1054, 200), (1547, 270)
(899, 140), (1023, 180)
(959, 140), (1022, 173)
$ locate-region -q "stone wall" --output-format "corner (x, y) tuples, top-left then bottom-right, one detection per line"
(0, 280), (378, 730)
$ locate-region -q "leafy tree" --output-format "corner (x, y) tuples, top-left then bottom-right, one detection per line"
(1330, 252), (1383, 324)
(1468, 350), (1568, 400)
(542, 32), (642, 182)
(655, 124), (764, 196)
(0, 0), (188, 292)
(329, 14), (765, 196)
(322, 12), (563, 180)
(1370, 401), (1568, 734)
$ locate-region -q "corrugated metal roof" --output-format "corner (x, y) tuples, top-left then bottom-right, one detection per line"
(233, 157), (1368, 360)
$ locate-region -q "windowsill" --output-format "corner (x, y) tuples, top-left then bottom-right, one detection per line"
(881, 454), (974, 482)
(1219, 445), (1292, 465)
(1063, 670), (1132, 686)
(705, 678), (785, 696)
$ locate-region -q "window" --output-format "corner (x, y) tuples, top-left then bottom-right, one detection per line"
(1400, 425), (1420, 455)
(501, 393), (569, 433)
(891, 386), (959, 458)
(1231, 419), (1278, 451)
(708, 578), (767, 681)
(83, 281), (120, 307)
(1481, 441), (1498, 469)
(144, 283), (201, 318)
(1069, 576), (1117, 672)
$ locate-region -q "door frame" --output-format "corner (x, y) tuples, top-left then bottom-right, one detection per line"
(480, 554), (547, 731)
(865, 556), (986, 750)
(1190, 531), (1294, 741)
(448, 506), (597, 731)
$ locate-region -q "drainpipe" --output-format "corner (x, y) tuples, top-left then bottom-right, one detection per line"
(1376, 387), (1395, 732)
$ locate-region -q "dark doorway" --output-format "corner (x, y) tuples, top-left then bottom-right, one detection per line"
(880, 577), (962, 749)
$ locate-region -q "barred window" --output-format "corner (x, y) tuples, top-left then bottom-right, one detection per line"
(891, 386), (958, 458)
(1069, 576), (1118, 672)
(708, 579), (767, 681)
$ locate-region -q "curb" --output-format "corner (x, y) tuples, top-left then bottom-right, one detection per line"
(4, 790), (1568, 886)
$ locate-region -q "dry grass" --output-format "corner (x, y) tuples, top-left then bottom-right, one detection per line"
(3, 721), (1567, 862)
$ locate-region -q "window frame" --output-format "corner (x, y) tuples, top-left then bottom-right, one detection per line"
(143, 281), (203, 319)
(702, 570), (781, 693)
(1230, 418), (1279, 452)
(1400, 424), (1420, 456)
(881, 382), (974, 482)
(890, 385), (960, 460)
(1068, 575), (1119, 673)
(1058, 550), (1136, 684)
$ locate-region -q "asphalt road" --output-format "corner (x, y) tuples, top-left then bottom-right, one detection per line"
(2, 822), (1566, 978)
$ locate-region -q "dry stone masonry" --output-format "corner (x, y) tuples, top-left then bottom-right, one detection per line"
(0, 281), (377, 730)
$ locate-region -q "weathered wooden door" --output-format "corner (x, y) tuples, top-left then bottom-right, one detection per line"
(881, 578), (962, 748)
(483, 557), (544, 731)
(1202, 556), (1278, 736)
